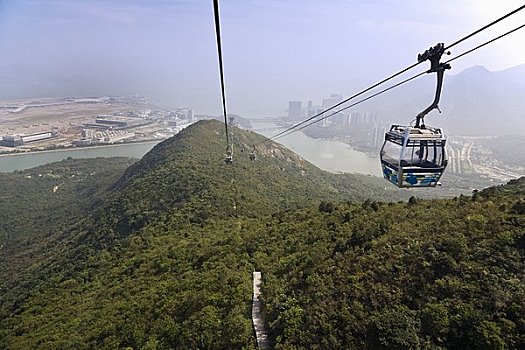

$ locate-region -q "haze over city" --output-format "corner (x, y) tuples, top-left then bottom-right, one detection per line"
(0, 0), (525, 117)
(3, 3), (525, 348)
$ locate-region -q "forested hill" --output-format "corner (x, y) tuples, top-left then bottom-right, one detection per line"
(102, 119), (413, 229)
(0, 157), (135, 291)
(1, 120), (524, 349)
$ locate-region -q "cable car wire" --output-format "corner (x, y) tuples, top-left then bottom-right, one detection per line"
(260, 61), (424, 144)
(270, 20), (525, 141)
(273, 71), (427, 140)
(213, 0), (238, 211)
(213, 0), (230, 150)
(444, 3), (525, 51)
(260, 4), (525, 144)
(445, 22), (525, 65)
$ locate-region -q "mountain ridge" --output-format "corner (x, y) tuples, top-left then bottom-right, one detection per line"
(1, 120), (524, 349)
(102, 119), (414, 232)
(353, 63), (525, 136)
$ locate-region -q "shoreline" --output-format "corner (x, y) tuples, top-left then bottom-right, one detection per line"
(0, 139), (163, 158)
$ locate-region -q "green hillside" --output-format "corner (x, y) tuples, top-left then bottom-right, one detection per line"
(1, 120), (523, 349)
(89, 120), (421, 248)
(109, 119), (412, 221)
(0, 157), (134, 290)
(256, 179), (525, 349)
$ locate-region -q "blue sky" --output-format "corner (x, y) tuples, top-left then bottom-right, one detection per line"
(0, 0), (524, 116)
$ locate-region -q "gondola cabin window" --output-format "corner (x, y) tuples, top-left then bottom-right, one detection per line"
(380, 126), (447, 188)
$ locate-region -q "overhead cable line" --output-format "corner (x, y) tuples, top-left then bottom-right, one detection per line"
(445, 3), (525, 51)
(213, 0), (237, 211)
(261, 4), (525, 144)
(271, 20), (525, 141)
(213, 0), (230, 149)
(273, 72), (427, 140)
(262, 61), (424, 144)
(445, 22), (525, 65)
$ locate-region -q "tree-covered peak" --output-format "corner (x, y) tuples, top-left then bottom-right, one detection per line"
(102, 119), (409, 236)
(4, 122), (524, 349)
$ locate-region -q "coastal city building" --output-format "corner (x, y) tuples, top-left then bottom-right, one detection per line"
(0, 131), (57, 147)
(0, 97), (198, 153)
(288, 101), (302, 118)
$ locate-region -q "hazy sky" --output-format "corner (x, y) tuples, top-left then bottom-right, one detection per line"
(0, 0), (524, 117)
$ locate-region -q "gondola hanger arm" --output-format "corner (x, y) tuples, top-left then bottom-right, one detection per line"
(415, 43), (451, 128)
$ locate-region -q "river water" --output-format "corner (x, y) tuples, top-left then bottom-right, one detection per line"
(0, 122), (381, 176)
(0, 142), (159, 172)
(258, 128), (380, 175)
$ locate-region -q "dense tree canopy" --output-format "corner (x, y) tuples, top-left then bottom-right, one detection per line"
(1, 121), (523, 349)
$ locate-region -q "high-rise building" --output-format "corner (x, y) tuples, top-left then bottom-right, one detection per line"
(320, 94), (344, 126)
(186, 108), (195, 121)
(322, 94), (343, 111)
(288, 101), (302, 118)
(307, 101), (314, 117)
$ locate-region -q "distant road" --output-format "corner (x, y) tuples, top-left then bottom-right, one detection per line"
(10, 102), (69, 113)
(250, 126), (283, 132)
(248, 118), (276, 122)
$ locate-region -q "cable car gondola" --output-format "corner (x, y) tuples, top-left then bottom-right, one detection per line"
(380, 43), (451, 188)
(225, 149), (233, 164)
(249, 145), (256, 161)
(224, 143), (233, 164)
(380, 125), (447, 187)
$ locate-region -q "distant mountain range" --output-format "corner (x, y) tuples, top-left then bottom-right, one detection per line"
(363, 64), (525, 136)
